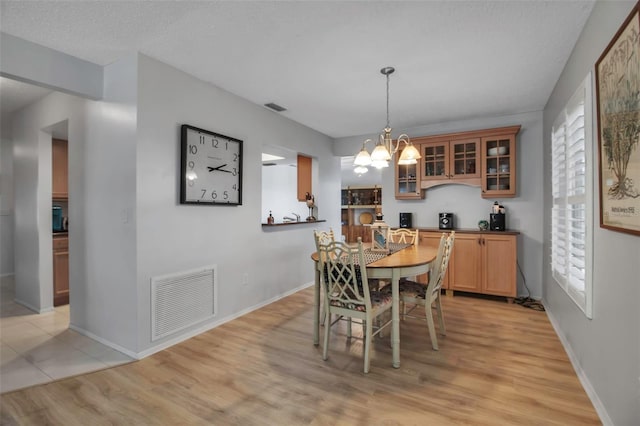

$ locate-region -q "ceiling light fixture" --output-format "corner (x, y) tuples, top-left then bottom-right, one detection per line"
(354, 67), (422, 171)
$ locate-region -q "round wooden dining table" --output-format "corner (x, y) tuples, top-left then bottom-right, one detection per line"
(311, 243), (437, 369)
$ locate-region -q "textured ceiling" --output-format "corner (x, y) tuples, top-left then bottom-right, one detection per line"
(0, 1), (595, 138)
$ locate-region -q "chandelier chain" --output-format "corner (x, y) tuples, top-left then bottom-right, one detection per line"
(386, 73), (390, 129)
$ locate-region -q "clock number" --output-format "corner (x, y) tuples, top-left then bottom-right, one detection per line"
(232, 168), (237, 176)
(200, 189), (206, 199)
(199, 135), (205, 144)
(212, 190), (218, 200)
(212, 138), (219, 148)
(233, 153), (238, 162)
(232, 184), (237, 190)
(189, 145), (198, 155)
(188, 161), (195, 169)
(223, 191), (229, 200)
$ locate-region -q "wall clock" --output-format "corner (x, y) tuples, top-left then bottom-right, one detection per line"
(180, 124), (243, 205)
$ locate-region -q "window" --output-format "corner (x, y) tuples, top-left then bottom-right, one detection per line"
(551, 73), (593, 318)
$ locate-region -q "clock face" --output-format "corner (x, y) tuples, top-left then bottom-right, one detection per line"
(180, 125), (243, 205)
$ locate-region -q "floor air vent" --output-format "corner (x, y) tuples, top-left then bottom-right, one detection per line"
(151, 265), (217, 341)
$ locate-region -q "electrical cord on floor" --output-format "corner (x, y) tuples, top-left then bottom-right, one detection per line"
(514, 261), (545, 311)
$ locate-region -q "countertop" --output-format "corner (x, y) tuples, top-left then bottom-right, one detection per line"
(410, 227), (521, 235)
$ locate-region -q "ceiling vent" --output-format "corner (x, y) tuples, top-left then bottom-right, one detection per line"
(264, 102), (287, 112)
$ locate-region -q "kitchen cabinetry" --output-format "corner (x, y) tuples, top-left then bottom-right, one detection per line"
(419, 230), (517, 301)
(297, 154), (312, 201)
(53, 234), (69, 306)
(341, 186), (381, 243)
(481, 133), (517, 198)
(395, 147), (423, 199)
(394, 126), (520, 199)
(419, 137), (480, 189)
(52, 139), (68, 199)
(448, 232), (517, 301)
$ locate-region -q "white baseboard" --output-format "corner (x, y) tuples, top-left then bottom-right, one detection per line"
(136, 281), (314, 359)
(13, 297), (54, 314)
(68, 324), (138, 360)
(544, 304), (612, 426)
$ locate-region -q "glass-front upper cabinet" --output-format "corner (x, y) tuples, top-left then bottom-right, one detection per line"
(395, 147), (423, 199)
(481, 134), (516, 198)
(420, 139), (480, 189)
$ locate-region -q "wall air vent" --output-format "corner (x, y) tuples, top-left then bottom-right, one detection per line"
(264, 103), (287, 112)
(151, 265), (217, 341)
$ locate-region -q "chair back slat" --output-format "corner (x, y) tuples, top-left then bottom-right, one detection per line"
(427, 232), (455, 299)
(388, 228), (419, 245)
(318, 239), (371, 311)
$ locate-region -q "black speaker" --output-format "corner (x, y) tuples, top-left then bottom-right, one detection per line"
(439, 212), (454, 230)
(399, 212), (412, 228)
(489, 213), (506, 231)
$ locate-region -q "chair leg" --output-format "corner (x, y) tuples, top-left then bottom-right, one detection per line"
(347, 317), (352, 338)
(425, 303), (439, 351)
(435, 297), (446, 335)
(364, 316), (373, 373)
(323, 311), (331, 360)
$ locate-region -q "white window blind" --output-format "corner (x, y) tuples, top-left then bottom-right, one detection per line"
(551, 73), (593, 318)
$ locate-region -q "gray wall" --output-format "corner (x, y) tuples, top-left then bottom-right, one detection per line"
(543, 1), (639, 425)
(1, 128), (14, 276)
(335, 110), (545, 300)
(135, 55), (340, 353)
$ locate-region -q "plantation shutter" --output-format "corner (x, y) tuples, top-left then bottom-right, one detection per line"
(551, 73), (592, 318)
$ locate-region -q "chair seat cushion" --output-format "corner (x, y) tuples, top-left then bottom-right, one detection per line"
(381, 280), (427, 299)
(329, 290), (393, 311)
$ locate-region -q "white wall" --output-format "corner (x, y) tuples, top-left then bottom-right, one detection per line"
(543, 1), (639, 424)
(10, 55), (139, 351)
(1, 124), (14, 276)
(262, 164), (309, 222)
(135, 55), (340, 353)
(334, 110), (545, 299)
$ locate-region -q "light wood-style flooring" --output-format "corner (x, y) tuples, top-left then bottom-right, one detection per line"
(0, 287), (600, 425)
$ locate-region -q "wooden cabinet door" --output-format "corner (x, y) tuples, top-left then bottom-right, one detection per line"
(449, 233), (482, 293)
(53, 237), (69, 306)
(395, 148), (423, 199)
(449, 138), (480, 179)
(420, 141), (450, 184)
(482, 234), (517, 297)
(481, 134), (516, 198)
(418, 232), (449, 288)
(52, 139), (68, 199)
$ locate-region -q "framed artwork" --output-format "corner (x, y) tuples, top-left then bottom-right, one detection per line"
(595, 2), (640, 236)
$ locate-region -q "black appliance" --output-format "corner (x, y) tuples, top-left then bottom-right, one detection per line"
(439, 212), (454, 230)
(490, 213), (506, 231)
(399, 212), (412, 228)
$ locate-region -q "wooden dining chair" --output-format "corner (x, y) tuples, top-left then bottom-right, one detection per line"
(313, 229), (335, 326)
(317, 238), (393, 373)
(374, 228), (419, 288)
(391, 231), (455, 350)
(387, 228), (419, 245)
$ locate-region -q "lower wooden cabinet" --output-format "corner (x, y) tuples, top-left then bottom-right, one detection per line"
(420, 230), (517, 301)
(53, 235), (69, 306)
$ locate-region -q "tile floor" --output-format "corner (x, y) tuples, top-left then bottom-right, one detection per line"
(0, 275), (133, 393)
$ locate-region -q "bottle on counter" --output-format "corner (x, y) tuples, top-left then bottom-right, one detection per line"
(267, 211), (275, 225)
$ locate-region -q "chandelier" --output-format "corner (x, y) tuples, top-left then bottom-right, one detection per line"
(354, 67), (421, 171)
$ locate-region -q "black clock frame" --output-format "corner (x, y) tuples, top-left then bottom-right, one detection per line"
(180, 124), (243, 206)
